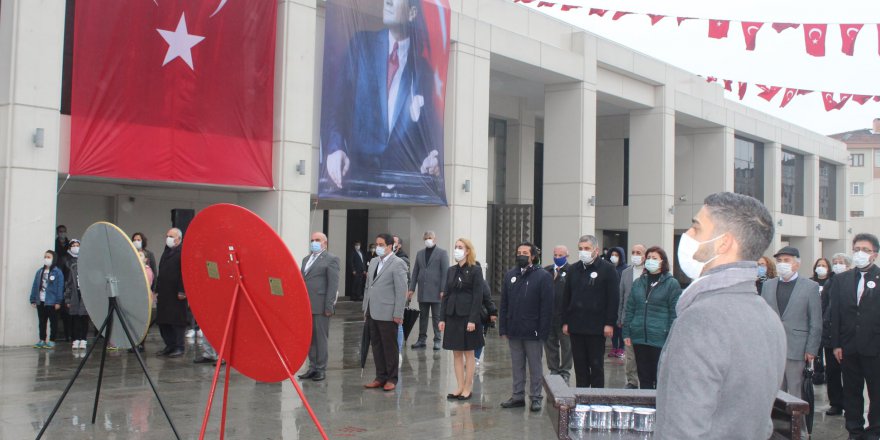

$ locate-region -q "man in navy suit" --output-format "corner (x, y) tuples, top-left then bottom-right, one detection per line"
(321, 0), (443, 203)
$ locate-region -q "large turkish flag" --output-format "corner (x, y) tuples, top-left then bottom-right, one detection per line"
(70, 0), (276, 187)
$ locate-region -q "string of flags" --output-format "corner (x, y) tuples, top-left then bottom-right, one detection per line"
(513, 0), (880, 57)
(702, 76), (880, 111)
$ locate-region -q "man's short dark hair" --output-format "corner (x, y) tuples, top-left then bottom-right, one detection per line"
(703, 192), (773, 261)
(376, 233), (393, 247)
(517, 242), (537, 257)
(853, 233), (880, 253)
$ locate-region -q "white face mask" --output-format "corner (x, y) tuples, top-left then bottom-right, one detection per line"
(166, 236), (177, 248)
(853, 251), (872, 269)
(832, 263), (847, 274)
(375, 246), (386, 257)
(425, 239), (435, 248)
(44, 258), (53, 267)
(610, 255), (619, 265)
(815, 267), (828, 278)
(677, 233), (723, 280)
(133, 240), (143, 250)
(453, 248), (465, 262)
(69, 246), (80, 257)
(644, 259), (661, 273)
(578, 250), (594, 265)
(776, 263), (793, 279)
(631, 255), (644, 266)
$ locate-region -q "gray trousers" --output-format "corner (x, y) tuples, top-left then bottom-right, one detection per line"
(308, 314), (330, 373)
(509, 338), (544, 401)
(201, 338), (217, 360)
(782, 359), (808, 439)
(624, 344), (639, 387)
(418, 302), (441, 342)
(544, 321), (572, 382)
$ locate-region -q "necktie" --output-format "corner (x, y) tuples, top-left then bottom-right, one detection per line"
(554, 267), (559, 280)
(304, 254), (317, 273)
(387, 42), (399, 96)
(374, 259), (384, 281)
(858, 271), (866, 304)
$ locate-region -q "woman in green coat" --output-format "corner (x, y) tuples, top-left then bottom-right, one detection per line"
(623, 246), (682, 389)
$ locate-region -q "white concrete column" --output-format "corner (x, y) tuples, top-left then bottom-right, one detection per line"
(327, 209), (347, 296)
(0, 0), (66, 346)
(239, 0), (317, 263)
(628, 88), (675, 253)
(673, 127), (734, 231)
(764, 142), (783, 254)
(411, 34), (490, 262)
(505, 101), (536, 205)
(542, 82), (597, 251)
(794, 155), (821, 273)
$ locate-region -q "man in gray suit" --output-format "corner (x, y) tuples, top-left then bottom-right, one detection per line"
(408, 231), (448, 351)
(761, 246), (822, 404)
(618, 243), (646, 389)
(298, 232), (340, 382)
(363, 233), (408, 391)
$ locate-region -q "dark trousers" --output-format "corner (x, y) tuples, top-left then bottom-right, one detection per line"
(815, 345), (826, 375)
(825, 345), (843, 408)
(367, 312), (399, 384)
(70, 315), (90, 341)
(158, 324), (185, 351)
(350, 274), (366, 300)
(417, 302), (441, 343)
(611, 326), (623, 350)
(633, 344), (663, 389)
(841, 352), (880, 435)
(570, 333), (606, 388)
(36, 303), (58, 342)
(59, 307), (72, 341)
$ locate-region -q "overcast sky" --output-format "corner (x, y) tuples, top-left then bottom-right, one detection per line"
(520, 0), (880, 135)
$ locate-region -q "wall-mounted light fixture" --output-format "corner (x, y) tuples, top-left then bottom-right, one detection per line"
(848, 227), (853, 234)
(295, 160), (306, 175)
(463, 180), (471, 192)
(33, 128), (44, 148)
(588, 196), (597, 206)
(668, 206), (675, 215)
(816, 224), (822, 231)
(777, 219), (783, 227)
(678, 194), (688, 202)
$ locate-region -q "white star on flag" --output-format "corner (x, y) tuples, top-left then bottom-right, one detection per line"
(157, 13), (205, 70)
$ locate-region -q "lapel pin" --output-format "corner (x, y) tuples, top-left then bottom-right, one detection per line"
(511, 277), (517, 284)
(868, 281), (877, 289)
(590, 272), (598, 279)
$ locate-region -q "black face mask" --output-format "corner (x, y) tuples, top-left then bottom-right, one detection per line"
(516, 255), (530, 268)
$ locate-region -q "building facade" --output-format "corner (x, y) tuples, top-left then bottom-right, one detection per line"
(0, 0), (848, 346)
(832, 119), (880, 237)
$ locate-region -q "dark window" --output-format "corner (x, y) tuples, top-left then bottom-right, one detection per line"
(851, 182), (865, 195)
(851, 211), (865, 217)
(819, 161), (836, 220)
(61, 0), (75, 114)
(850, 154), (864, 167)
(734, 137), (764, 201)
(781, 150), (804, 215)
(489, 119), (507, 203)
(623, 138), (629, 206)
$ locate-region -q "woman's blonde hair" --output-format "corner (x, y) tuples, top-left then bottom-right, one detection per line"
(456, 238), (477, 266)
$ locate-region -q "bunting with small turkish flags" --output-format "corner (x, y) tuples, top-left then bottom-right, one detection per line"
(779, 88), (798, 108)
(742, 22), (763, 51)
(840, 24), (863, 56)
(756, 85), (782, 101)
(709, 20), (730, 39)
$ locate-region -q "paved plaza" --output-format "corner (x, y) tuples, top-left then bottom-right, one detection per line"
(1, 301), (851, 439)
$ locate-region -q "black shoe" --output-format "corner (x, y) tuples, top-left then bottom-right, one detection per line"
(213, 360), (226, 367)
(433, 341), (442, 351)
(298, 370), (317, 380)
(530, 400), (543, 412)
(193, 356), (216, 364)
(411, 341), (427, 349)
(166, 349), (185, 358)
(311, 372), (326, 382)
(827, 406), (844, 416)
(156, 347), (172, 356)
(848, 434), (864, 440)
(624, 383), (638, 389)
(458, 393), (472, 401)
(500, 398), (526, 408)
(447, 393), (461, 400)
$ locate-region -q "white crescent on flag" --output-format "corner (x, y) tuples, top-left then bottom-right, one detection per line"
(809, 28), (823, 43)
(152, 0), (228, 18)
(847, 27), (860, 39)
(747, 25), (759, 37)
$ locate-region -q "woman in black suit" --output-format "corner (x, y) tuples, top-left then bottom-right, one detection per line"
(439, 238), (484, 400)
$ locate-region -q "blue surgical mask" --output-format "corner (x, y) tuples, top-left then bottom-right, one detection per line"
(310, 241), (322, 254)
(757, 266), (767, 277)
(645, 259), (661, 273)
(553, 256), (567, 267)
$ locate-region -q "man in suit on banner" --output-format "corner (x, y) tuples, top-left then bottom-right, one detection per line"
(363, 233), (408, 391)
(760, 246), (821, 420)
(298, 232), (340, 382)
(321, 0), (444, 203)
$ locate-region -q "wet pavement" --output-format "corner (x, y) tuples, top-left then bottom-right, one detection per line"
(2, 301), (850, 439)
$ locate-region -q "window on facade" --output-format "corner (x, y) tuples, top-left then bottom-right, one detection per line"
(851, 182), (865, 195)
(850, 154), (865, 167)
(875, 150), (880, 167)
(734, 137), (764, 201)
(851, 211), (865, 217)
(489, 119), (507, 203)
(781, 150), (804, 215)
(819, 161), (836, 220)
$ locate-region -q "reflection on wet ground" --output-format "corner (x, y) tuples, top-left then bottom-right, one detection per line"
(1, 302), (849, 439)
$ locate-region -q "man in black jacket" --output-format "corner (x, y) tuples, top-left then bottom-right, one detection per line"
(499, 242), (554, 412)
(563, 234), (619, 388)
(156, 228), (187, 358)
(830, 233), (880, 440)
(544, 245), (572, 384)
(349, 241), (367, 301)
